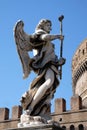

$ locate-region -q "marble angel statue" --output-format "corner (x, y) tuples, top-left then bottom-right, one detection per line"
(14, 19), (65, 119)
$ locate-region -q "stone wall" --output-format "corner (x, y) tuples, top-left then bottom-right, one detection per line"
(72, 39), (87, 105)
(0, 106), (22, 130)
(52, 95), (87, 129)
(0, 96), (87, 130)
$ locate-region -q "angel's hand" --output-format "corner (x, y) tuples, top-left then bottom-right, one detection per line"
(58, 35), (64, 40)
(58, 57), (66, 66)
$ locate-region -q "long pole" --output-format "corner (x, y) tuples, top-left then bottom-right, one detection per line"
(58, 15), (64, 79)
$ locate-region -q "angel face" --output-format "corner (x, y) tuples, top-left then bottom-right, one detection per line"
(35, 19), (52, 33)
(43, 22), (52, 33)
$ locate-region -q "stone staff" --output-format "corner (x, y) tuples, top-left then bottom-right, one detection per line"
(58, 15), (64, 79)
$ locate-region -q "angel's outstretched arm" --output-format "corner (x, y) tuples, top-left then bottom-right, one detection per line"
(40, 34), (64, 41)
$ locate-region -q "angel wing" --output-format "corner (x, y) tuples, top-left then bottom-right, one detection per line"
(14, 20), (33, 79)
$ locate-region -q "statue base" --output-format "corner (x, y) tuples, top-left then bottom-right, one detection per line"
(6, 123), (63, 130)
(17, 112), (53, 128)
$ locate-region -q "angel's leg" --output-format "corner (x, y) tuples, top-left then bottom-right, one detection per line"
(27, 68), (54, 114)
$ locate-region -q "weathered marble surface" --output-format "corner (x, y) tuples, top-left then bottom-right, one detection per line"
(14, 18), (65, 127)
(6, 123), (63, 130)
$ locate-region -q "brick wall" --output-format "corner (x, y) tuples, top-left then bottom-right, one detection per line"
(0, 106), (22, 130)
(0, 96), (87, 130)
(52, 95), (87, 129)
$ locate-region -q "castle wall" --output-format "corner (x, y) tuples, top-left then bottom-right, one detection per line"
(52, 96), (87, 129)
(75, 71), (87, 108)
(0, 96), (87, 130)
(72, 39), (87, 108)
(0, 106), (22, 130)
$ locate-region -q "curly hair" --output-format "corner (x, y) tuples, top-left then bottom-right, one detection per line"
(35, 19), (52, 31)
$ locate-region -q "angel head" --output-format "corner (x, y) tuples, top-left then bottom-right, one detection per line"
(35, 19), (52, 33)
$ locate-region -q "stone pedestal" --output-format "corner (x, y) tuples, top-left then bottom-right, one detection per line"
(6, 124), (63, 130)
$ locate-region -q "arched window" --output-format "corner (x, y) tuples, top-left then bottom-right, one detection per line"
(86, 42), (87, 52)
(70, 125), (75, 130)
(62, 126), (66, 130)
(82, 49), (85, 55)
(78, 124), (84, 130)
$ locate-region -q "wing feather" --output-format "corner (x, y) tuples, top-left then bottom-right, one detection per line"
(14, 20), (33, 79)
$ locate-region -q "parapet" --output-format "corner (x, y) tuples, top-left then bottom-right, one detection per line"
(54, 95), (82, 114)
(0, 96), (82, 121)
(0, 96), (86, 130)
(0, 105), (22, 121)
(52, 95), (87, 129)
(0, 105), (22, 130)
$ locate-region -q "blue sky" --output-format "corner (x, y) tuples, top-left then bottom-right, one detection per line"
(0, 0), (87, 114)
